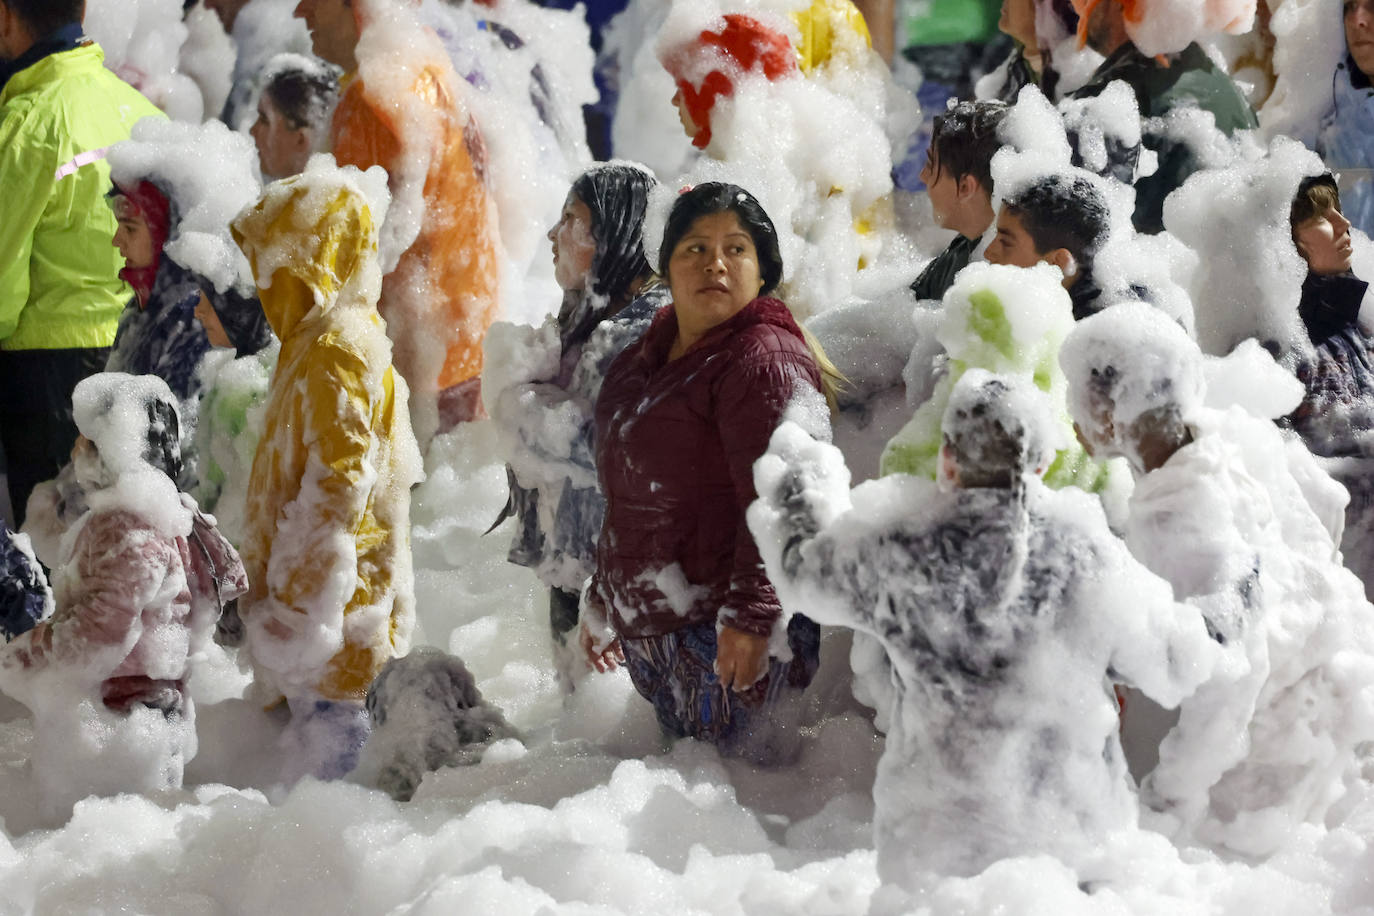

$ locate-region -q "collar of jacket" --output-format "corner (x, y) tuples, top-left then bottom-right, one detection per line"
(643, 295), (803, 366)
(0, 23), (86, 95)
(1300, 270), (1370, 341)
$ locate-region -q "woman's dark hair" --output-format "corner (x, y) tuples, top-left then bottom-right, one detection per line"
(570, 164), (658, 305)
(658, 182), (784, 295)
(261, 57), (341, 133)
(144, 396), (183, 482)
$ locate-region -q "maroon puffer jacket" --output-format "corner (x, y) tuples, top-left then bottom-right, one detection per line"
(592, 296), (822, 640)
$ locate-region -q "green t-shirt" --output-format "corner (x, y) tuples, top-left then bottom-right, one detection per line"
(902, 0), (1003, 48)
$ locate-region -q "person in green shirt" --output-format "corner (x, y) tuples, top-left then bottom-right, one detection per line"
(0, 0), (163, 525)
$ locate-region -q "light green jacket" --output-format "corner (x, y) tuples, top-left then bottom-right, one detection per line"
(880, 285), (1113, 493)
(0, 42), (164, 351)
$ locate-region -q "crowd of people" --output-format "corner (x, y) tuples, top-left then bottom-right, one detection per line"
(3, 0), (1374, 904)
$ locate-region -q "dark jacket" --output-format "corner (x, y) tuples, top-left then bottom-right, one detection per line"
(592, 296), (822, 639)
(911, 234), (977, 303)
(104, 262), (211, 402)
(1069, 42), (1257, 234)
(0, 527), (47, 640)
(1288, 271), (1374, 457)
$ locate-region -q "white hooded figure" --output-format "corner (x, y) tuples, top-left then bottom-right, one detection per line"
(1061, 303), (1374, 858)
(0, 373), (247, 821)
(750, 370), (1218, 901)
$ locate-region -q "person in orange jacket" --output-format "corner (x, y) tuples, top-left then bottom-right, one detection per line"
(295, 0), (501, 441)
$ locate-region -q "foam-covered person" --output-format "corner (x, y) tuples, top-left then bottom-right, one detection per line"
(0, 526), (49, 641)
(984, 171), (1112, 320)
(231, 160), (422, 782)
(0, 373), (247, 818)
(485, 163), (668, 682)
(1061, 303), (1374, 857)
(104, 180), (212, 403)
(1066, 0), (1257, 234)
(910, 99), (1009, 302)
(751, 369), (1218, 898)
(296, 0), (500, 439)
(189, 260), (275, 548)
(580, 183), (834, 764)
(1317, 0), (1374, 238)
(986, 0), (1082, 102)
(250, 53), (340, 181)
(1282, 174), (1374, 600)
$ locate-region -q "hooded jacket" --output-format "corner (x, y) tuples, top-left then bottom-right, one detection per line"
(1317, 58), (1374, 240)
(592, 296), (823, 640)
(1287, 271), (1374, 458)
(232, 175), (422, 703)
(0, 40), (164, 351)
(331, 43), (500, 397)
(1067, 42), (1257, 233)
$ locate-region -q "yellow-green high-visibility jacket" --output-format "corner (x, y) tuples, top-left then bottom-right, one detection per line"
(0, 42), (164, 351)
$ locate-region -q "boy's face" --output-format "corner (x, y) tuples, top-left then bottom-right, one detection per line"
(985, 208), (1044, 269)
(1295, 205), (1354, 276)
(111, 196), (156, 271)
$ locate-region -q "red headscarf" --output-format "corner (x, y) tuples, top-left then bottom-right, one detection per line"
(112, 180), (171, 308)
(662, 14), (798, 150)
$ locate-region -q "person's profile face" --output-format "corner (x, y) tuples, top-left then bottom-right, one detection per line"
(111, 196), (156, 271)
(984, 208), (1043, 269)
(1347, 0), (1374, 80)
(1295, 206), (1355, 276)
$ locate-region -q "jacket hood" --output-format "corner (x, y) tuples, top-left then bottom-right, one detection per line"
(660, 14), (797, 149)
(231, 173), (379, 342)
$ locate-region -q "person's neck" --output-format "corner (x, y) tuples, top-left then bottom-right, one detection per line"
(1138, 428), (1191, 474)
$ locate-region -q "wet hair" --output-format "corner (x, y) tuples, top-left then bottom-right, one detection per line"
(570, 164), (657, 304)
(659, 182), (784, 295)
(4, 0), (82, 36)
(929, 100), (1010, 193)
(261, 57), (341, 134)
(143, 397), (183, 482)
(1290, 173), (1343, 232)
(1002, 174), (1110, 274)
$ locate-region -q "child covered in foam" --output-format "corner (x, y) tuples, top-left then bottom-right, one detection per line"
(751, 369), (1218, 898)
(0, 373), (246, 820)
(1061, 303), (1374, 857)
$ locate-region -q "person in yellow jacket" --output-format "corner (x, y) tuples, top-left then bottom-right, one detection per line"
(231, 159), (423, 782)
(295, 0), (501, 443)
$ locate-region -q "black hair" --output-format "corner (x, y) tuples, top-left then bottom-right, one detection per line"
(204, 283), (273, 357)
(4, 0), (82, 37)
(261, 57), (341, 133)
(929, 100), (1010, 193)
(570, 164), (657, 305)
(658, 182), (784, 295)
(1003, 174), (1111, 274)
(144, 396), (183, 482)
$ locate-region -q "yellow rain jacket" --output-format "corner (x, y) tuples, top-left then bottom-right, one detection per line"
(232, 175), (422, 703)
(793, 0), (872, 74)
(332, 54), (500, 397)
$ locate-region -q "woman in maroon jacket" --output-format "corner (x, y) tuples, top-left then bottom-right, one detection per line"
(580, 183), (828, 763)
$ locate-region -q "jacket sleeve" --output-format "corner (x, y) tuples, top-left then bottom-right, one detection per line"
(248, 343), (376, 677)
(6, 512), (173, 677)
(714, 335), (824, 637)
(0, 107), (55, 341)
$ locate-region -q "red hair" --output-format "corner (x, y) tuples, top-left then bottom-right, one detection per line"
(663, 14), (797, 149)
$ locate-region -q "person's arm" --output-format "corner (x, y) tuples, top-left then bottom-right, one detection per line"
(0, 109), (55, 341)
(714, 343), (824, 687)
(852, 0), (894, 62)
(5, 512), (172, 676)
